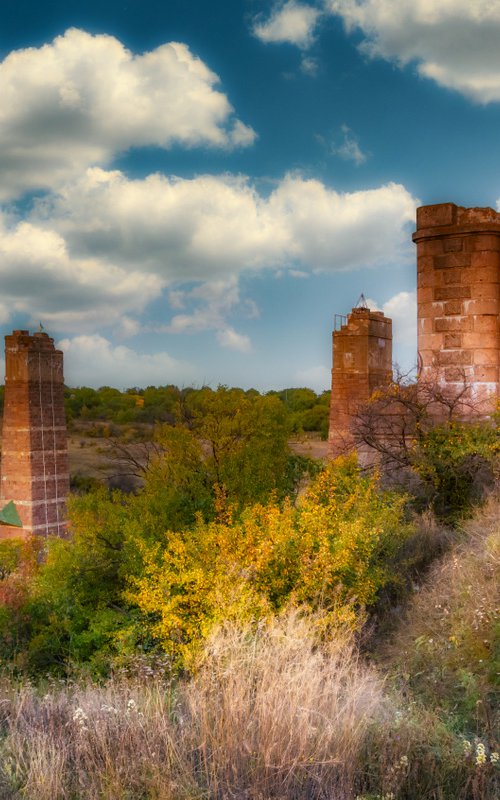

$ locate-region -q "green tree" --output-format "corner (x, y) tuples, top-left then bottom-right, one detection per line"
(181, 386), (298, 509)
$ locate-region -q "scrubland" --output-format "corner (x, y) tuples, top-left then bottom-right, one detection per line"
(0, 387), (498, 798)
(1, 496), (498, 800)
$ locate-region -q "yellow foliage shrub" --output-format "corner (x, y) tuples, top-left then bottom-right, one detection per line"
(129, 456), (413, 668)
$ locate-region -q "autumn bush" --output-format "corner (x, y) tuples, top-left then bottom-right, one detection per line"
(0, 454), (415, 676)
(130, 456), (413, 668)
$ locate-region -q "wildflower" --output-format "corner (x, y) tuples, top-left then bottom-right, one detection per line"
(462, 739), (472, 757)
(490, 751), (499, 765)
(100, 704), (118, 714)
(399, 754), (409, 766)
(72, 707), (88, 733)
(127, 698), (138, 714)
(475, 742), (487, 766)
(72, 707), (87, 724)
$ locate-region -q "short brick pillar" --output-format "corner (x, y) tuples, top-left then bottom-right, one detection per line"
(0, 330), (69, 538)
(328, 307), (393, 456)
(413, 203), (500, 414)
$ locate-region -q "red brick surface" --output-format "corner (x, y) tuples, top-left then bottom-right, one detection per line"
(328, 308), (392, 456)
(413, 204), (500, 415)
(0, 331), (69, 539)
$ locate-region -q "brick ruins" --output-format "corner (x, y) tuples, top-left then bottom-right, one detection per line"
(328, 305), (392, 456)
(0, 330), (69, 539)
(329, 203), (500, 452)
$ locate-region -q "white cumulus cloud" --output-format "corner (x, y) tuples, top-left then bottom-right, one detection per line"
(34, 168), (417, 282)
(328, 0), (500, 103)
(58, 334), (196, 388)
(0, 169), (416, 345)
(0, 212), (163, 332)
(254, 1), (321, 48)
(216, 327), (252, 352)
(0, 28), (256, 200)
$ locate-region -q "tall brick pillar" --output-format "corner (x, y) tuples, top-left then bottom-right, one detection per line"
(328, 306), (393, 456)
(413, 204), (500, 413)
(0, 330), (69, 538)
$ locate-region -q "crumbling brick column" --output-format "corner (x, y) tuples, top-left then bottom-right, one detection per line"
(0, 331), (69, 538)
(328, 307), (392, 456)
(413, 204), (500, 414)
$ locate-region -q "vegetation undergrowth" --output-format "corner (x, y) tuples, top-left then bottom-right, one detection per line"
(0, 456), (416, 675)
(0, 391), (499, 798)
(0, 610), (498, 800)
(384, 494), (500, 736)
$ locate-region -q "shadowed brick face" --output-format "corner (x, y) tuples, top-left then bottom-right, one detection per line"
(0, 331), (69, 539)
(413, 204), (500, 413)
(328, 308), (392, 456)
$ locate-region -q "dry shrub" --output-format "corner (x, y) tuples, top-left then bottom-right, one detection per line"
(184, 610), (387, 799)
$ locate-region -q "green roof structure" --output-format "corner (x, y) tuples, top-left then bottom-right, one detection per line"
(0, 501), (23, 528)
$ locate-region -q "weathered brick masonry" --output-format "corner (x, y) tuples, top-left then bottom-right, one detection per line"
(0, 331), (69, 539)
(413, 203), (500, 413)
(328, 307), (392, 456)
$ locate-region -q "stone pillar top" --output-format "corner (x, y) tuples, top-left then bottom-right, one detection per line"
(413, 202), (500, 240)
(6, 330), (60, 353)
(349, 307), (386, 319)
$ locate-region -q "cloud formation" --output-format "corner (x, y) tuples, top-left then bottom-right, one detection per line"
(331, 125), (367, 165)
(253, 1), (321, 48)
(0, 28), (256, 199)
(34, 168), (416, 281)
(164, 280), (252, 351)
(256, 2), (500, 103)
(0, 169), (416, 339)
(328, 0), (500, 103)
(0, 167), (417, 345)
(58, 334), (195, 388)
(0, 211), (162, 331)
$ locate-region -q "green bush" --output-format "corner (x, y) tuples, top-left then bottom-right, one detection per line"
(413, 421), (499, 521)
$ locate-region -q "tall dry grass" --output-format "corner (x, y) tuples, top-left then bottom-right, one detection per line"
(184, 611), (386, 799)
(0, 611), (389, 800)
(0, 607), (498, 799)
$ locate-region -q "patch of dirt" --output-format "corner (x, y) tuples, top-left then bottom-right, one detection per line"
(289, 436), (329, 461)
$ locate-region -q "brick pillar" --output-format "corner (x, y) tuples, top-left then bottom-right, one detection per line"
(0, 331), (69, 538)
(328, 307), (393, 456)
(413, 203), (500, 414)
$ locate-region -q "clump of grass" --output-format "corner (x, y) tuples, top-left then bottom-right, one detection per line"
(184, 610), (386, 799)
(385, 494), (500, 733)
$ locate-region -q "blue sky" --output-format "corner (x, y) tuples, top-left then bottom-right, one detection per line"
(2, 0), (500, 390)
